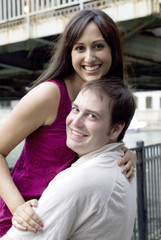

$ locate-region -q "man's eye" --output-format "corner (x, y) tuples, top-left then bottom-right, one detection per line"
(88, 113), (96, 119)
(72, 106), (79, 112)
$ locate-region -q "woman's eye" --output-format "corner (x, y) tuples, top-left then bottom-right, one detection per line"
(75, 46), (84, 51)
(94, 44), (104, 50)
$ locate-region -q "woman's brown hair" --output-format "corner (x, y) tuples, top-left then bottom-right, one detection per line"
(33, 9), (124, 87)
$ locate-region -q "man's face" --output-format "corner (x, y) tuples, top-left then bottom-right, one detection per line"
(66, 89), (116, 157)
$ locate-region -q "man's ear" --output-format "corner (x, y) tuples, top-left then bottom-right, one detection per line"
(110, 122), (125, 141)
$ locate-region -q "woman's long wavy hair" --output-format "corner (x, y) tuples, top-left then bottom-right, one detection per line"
(33, 8), (124, 87)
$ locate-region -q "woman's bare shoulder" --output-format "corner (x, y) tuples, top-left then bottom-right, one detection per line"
(29, 81), (60, 101)
(26, 81), (61, 125)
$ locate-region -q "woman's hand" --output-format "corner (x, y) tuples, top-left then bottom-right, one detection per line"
(118, 146), (136, 181)
(12, 199), (43, 232)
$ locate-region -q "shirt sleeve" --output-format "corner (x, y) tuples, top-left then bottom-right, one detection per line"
(7, 170), (82, 240)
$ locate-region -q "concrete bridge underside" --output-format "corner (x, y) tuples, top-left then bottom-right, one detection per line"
(0, 0), (161, 99)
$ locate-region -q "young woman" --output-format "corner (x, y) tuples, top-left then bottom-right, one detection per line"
(0, 9), (136, 235)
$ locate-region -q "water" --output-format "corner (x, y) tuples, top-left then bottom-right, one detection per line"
(124, 130), (161, 148)
(7, 141), (24, 168)
(6, 130), (161, 168)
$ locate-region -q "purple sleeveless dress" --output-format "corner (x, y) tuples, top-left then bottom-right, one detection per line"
(0, 80), (77, 236)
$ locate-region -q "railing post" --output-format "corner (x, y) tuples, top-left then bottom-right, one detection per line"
(24, 0), (31, 38)
(136, 141), (148, 240)
(80, 0), (84, 10)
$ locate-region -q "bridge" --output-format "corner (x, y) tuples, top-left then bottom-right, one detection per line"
(0, 0), (161, 99)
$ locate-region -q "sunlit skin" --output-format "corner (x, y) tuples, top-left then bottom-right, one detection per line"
(66, 89), (124, 157)
(71, 22), (112, 84)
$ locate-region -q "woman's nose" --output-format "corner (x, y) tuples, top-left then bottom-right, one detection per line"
(84, 49), (95, 63)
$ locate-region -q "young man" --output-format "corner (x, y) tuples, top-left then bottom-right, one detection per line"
(1, 77), (136, 240)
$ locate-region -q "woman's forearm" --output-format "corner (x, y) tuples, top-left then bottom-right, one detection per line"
(0, 154), (25, 214)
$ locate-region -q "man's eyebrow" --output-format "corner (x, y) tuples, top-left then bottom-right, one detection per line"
(86, 109), (102, 117)
(72, 102), (102, 117)
(84, 108), (103, 117)
(72, 102), (77, 106)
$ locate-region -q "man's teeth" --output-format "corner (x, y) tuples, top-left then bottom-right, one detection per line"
(72, 130), (83, 136)
(84, 65), (100, 71)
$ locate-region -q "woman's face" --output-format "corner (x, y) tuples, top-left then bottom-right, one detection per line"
(71, 21), (112, 83)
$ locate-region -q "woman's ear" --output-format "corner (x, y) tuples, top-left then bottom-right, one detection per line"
(110, 122), (125, 142)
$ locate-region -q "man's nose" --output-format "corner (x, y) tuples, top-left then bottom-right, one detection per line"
(72, 114), (84, 128)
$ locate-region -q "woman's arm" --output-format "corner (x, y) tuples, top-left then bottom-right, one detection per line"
(118, 147), (136, 181)
(11, 199), (42, 232)
(0, 81), (60, 232)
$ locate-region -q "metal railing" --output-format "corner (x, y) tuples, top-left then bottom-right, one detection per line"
(132, 141), (161, 240)
(1, 0), (159, 24)
(0, 0), (86, 23)
(0, 0), (101, 23)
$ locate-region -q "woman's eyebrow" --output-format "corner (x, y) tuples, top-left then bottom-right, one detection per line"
(74, 39), (106, 45)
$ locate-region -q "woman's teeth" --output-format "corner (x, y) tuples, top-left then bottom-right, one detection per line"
(84, 65), (100, 71)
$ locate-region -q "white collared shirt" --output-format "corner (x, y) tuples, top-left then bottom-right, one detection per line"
(7, 142), (136, 240)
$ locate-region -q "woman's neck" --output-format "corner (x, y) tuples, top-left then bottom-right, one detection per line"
(65, 74), (85, 102)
